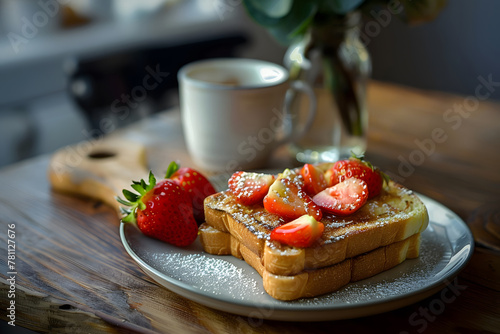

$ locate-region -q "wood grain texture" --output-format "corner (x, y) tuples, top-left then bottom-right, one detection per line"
(467, 205), (500, 251)
(0, 81), (499, 333)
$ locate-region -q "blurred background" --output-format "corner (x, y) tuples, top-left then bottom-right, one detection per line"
(0, 0), (498, 168)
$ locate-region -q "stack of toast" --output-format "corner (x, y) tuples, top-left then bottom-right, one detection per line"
(200, 177), (429, 301)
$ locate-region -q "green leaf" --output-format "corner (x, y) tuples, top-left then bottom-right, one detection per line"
(243, 0), (447, 46)
(244, 0), (293, 27)
(131, 183), (145, 195)
(248, 0), (293, 19)
(115, 196), (132, 206)
(381, 170), (391, 185)
(122, 189), (139, 202)
(350, 151), (365, 160)
(121, 210), (137, 223)
(116, 171), (159, 224)
(164, 161), (179, 179)
(244, 0), (318, 45)
(268, 11), (314, 44)
(119, 206), (131, 215)
(148, 171), (156, 191)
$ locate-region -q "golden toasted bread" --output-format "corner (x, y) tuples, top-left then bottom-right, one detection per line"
(203, 181), (428, 276)
(199, 223), (421, 300)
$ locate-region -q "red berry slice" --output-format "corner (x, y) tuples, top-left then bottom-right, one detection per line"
(228, 171), (275, 206)
(263, 178), (322, 221)
(330, 156), (385, 199)
(300, 163), (328, 196)
(313, 178), (368, 216)
(270, 215), (325, 248)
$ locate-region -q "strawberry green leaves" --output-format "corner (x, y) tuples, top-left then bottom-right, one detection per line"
(164, 161), (180, 179)
(117, 170), (199, 247)
(116, 171), (156, 223)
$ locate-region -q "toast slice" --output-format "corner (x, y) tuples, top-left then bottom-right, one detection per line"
(204, 180), (428, 276)
(199, 223), (421, 300)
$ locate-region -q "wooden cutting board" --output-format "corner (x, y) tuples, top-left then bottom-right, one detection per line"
(47, 138), (149, 214)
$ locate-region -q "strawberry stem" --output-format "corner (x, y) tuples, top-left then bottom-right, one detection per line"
(350, 151), (375, 171)
(115, 171), (157, 224)
(165, 161), (180, 179)
(350, 151), (391, 185)
(350, 151), (365, 160)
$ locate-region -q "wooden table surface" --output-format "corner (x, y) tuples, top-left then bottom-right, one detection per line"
(1, 81), (499, 333)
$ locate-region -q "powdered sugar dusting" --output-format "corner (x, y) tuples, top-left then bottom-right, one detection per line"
(130, 223), (458, 309)
(141, 251), (262, 299)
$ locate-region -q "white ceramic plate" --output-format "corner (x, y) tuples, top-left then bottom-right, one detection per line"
(120, 194), (474, 321)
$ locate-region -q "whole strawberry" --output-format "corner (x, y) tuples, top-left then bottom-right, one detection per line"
(330, 154), (388, 199)
(117, 171), (198, 247)
(165, 162), (216, 223)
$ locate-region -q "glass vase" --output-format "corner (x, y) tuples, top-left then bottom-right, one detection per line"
(284, 11), (371, 163)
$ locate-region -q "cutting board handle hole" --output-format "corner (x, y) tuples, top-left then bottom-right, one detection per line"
(88, 151), (116, 159)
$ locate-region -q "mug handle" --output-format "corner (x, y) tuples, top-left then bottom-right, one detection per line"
(279, 80), (317, 145)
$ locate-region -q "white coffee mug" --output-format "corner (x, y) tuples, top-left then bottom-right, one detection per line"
(178, 58), (315, 172)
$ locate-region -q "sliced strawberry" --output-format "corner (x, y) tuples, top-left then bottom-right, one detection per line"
(270, 215), (325, 248)
(277, 168), (304, 189)
(300, 163), (328, 196)
(330, 155), (387, 198)
(323, 168), (338, 187)
(228, 171), (275, 206)
(313, 178), (368, 216)
(166, 162), (216, 223)
(263, 178), (322, 221)
(117, 171), (198, 247)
